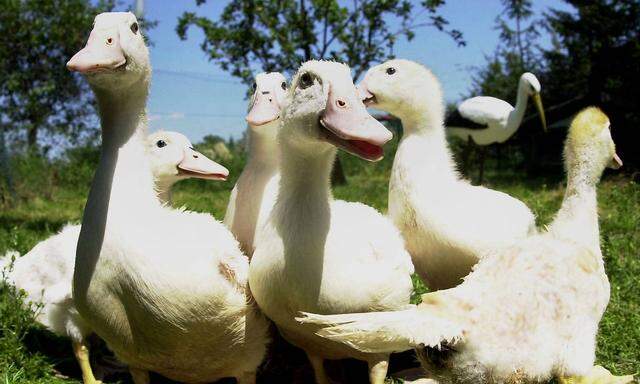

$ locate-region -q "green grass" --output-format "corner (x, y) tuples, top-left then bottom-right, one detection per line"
(0, 147), (638, 383)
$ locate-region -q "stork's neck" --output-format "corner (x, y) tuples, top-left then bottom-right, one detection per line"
(550, 160), (601, 253)
(247, 123), (280, 170)
(506, 81), (530, 132)
(395, 110), (459, 183)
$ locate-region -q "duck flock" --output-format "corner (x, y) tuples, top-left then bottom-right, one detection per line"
(1, 12), (634, 384)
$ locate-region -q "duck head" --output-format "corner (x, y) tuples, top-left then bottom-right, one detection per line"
(281, 60), (392, 161)
(247, 72), (287, 129)
(67, 12), (150, 90)
(565, 107), (622, 183)
(358, 59), (445, 128)
(146, 131), (229, 186)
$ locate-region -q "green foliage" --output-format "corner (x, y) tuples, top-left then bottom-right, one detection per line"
(470, 0), (542, 99)
(0, 0), (117, 149)
(542, 0), (640, 169)
(176, 0), (464, 83)
(469, 0), (640, 171)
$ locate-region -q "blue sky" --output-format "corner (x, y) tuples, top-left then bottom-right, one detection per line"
(111, 0), (570, 142)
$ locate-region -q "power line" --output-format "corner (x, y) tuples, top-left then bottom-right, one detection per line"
(149, 111), (244, 119)
(154, 69), (242, 84)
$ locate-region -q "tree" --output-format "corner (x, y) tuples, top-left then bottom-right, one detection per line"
(177, 0), (464, 83)
(543, 0), (640, 169)
(0, 0), (118, 150)
(178, 0), (464, 184)
(471, 0), (542, 100)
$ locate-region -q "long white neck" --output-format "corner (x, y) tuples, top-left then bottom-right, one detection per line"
(247, 123), (280, 170)
(75, 74), (156, 296)
(550, 157), (601, 253)
(505, 80), (530, 133)
(92, 77), (157, 216)
(395, 109), (459, 184)
(273, 138), (334, 296)
(277, 141), (334, 212)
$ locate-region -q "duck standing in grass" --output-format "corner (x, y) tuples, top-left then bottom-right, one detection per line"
(300, 107), (633, 384)
(0, 131), (226, 384)
(68, 12), (269, 384)
(358, 59), (536, 290)
(249, 60), (414, 384)
(224, 72), (287, 256)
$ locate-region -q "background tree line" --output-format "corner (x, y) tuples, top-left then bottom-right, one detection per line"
(1, 0), (639, 204)
(470, 0), (640, 175)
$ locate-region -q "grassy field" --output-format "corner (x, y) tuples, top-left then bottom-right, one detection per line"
(0, 144), (638, 383)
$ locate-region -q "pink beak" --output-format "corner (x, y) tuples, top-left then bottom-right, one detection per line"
(67, 28), (126, 73)
(177, 147), (229, 181)
(319, 84), (392, 161)
(246, 89), (281, 126)
(357, 78), (376, 106)
(609, 153), (623, 170)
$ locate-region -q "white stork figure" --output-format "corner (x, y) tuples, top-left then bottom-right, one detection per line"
(447, 72), (547, 184)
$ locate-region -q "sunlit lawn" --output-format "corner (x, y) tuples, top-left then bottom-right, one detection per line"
(0, 152), (638, 383)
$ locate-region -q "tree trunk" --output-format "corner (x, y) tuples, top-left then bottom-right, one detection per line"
(331, 156), (347, 186)
(0, 124), (16, 204)
(27, 125), (38, 149)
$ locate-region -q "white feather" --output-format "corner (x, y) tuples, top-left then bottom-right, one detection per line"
(297, 306), (464, 354)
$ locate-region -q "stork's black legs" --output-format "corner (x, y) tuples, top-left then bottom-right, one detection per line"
(476, 146), (487, 185)
(461, 136), (473, 175)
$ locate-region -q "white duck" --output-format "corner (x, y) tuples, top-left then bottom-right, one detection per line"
(1, 131), (226, 384)
(224, 72), (286, 255)
(249, 60), (414, 384)
(358, 59), (536, 290)
(300, 107), (633, 384)
(67, 12), (269, 384)
(147, 131), (229, 203)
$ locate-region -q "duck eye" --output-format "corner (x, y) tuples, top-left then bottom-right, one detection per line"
(131, 22), (139, 34)
(156, 140), (167, 148)
(281, 81), (287, 90)
(252, 82), (257, 91)
(299, 73), (313, 89)
(386, 67), (396, 75)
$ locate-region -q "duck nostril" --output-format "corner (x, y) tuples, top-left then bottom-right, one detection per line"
(337, 99), (347, 108)
(193, 155), (199, 159)
(106, 37), (113, 45)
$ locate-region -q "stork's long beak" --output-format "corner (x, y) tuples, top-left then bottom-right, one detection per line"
(177, 147), (229, 181)
(532, 93), (547, 132)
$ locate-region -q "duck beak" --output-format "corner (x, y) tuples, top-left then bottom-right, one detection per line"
(357, 79), (376, 107)
(67, 28), (126, 74)
(319, 84), (392, 161)
(177, 147), (229, 181)
(246, 89), (281, 126)
(608, 153), (623, 170)
(532, 93), (547, 132)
